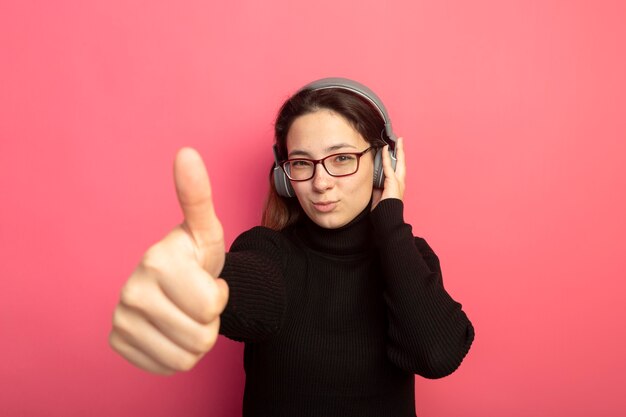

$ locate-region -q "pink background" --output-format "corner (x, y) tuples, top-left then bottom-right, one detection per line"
(1, 0), (625, 416)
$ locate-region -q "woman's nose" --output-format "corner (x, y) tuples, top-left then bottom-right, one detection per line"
(311, 162), (334, 191)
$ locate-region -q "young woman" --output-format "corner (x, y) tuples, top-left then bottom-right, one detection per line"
(109, 78), (475, 417)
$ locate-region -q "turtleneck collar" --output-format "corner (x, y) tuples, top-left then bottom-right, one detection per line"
(293, 203), (374, 256)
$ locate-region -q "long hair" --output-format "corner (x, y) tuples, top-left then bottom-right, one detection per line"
(261, 87), (387, 230)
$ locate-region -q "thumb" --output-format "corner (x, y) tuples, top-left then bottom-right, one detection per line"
(173, 147), (223, 249)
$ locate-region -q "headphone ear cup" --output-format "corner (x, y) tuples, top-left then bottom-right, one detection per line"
(372, 146), (398, 189)
(273, 165), (295, 197)
(373, 148), (384, 188)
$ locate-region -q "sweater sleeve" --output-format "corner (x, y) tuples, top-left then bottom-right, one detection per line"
(370, 199), (475, 379)
(218, 226), (287, 344)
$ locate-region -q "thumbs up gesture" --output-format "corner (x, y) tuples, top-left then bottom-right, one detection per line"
(109, 148), (229, 375)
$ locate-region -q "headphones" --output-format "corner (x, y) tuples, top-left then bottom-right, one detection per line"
(273, 77), (398, 198)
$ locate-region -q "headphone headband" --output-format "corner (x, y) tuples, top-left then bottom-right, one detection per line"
(298, 77), (398, 146)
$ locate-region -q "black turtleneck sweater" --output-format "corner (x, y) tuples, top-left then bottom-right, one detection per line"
(220, 199), (474, 417)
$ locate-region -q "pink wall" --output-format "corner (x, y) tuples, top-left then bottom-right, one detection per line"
(1, 0), (625, 416)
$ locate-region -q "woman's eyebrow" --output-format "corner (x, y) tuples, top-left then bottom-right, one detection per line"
(325, 143), (357, 153)
(288, 143), (357, 158)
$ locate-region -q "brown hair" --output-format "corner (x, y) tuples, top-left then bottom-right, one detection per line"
(261, 87), (387, 230)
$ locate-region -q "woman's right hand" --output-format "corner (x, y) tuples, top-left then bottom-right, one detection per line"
(109, 148), (229, 375)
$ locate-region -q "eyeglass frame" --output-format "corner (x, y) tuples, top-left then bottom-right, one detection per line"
(279, 146), (375, 182)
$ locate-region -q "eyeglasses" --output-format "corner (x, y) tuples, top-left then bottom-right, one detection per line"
(280, 147), (374, 181)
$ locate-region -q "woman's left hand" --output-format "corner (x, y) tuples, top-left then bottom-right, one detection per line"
(371, 136), (406, 210)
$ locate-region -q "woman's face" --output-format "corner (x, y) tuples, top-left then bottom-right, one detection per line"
(286, 109), (374, 229)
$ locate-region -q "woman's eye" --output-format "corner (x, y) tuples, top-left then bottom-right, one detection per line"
(333, 154), (355, 164)
(291, 160), (311, 169)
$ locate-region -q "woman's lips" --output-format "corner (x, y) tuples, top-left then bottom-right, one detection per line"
(312, 201), (338, 213)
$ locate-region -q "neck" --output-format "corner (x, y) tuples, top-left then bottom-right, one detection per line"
(295, 204), (373, 256)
